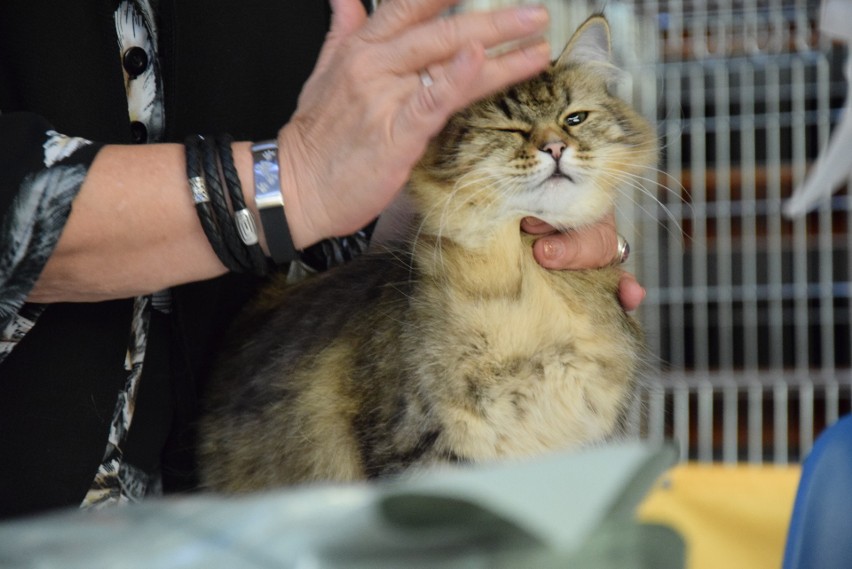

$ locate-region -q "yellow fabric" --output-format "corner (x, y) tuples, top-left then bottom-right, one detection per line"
(637, 463), (801, 569)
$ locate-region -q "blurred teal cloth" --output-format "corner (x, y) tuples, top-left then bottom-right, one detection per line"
(0, 442), (683, 568)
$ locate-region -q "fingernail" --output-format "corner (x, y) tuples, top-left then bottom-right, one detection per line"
(516, 5), (549, 27)
(541, 237), (563, 260)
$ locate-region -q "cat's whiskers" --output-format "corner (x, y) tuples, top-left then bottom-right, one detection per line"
(380, 244), (416, 273)
(415, 168), (518, 278)
(406, 172), (481, 278)
(423, 172), (485, 275)
(604, 159), (688, 205)
(408, 183), (467, 280)
(606, 178), (671, 240)
(610, 158), (693, 222)
(408, 210), (437, 283)
(597, 167), (686, 238)
(437, 171), (504, 270)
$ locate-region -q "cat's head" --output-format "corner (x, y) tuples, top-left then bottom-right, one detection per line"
(411, 15), (657, 238)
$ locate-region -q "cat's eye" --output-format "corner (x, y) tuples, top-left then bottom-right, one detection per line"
(565, 112), (589, 127)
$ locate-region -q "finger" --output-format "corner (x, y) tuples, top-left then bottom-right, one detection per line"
(531, 219), (619, 270)
(365, 0), (460, 40)
(379, 5), (550, 74)
(398, 39), (550, 137)
(618, 271), (646, 312)
(455, 39), (551, 103)
(520, 216), (554, 235)
(397, 42), (488, 140)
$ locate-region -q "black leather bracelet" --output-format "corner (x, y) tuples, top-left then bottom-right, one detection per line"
(215, 134), (270, 276)
(250, 139), (298, 265)
(184, 135), (242, 272)
(199, 135), (252, 272)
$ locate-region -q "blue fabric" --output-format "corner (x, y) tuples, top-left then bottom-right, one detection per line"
(783, 414), (852, 569)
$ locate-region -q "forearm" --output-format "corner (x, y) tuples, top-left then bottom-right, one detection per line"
(28, 140), (300, 303)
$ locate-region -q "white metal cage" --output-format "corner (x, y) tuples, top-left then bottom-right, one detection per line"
(460, 0), (851, 463)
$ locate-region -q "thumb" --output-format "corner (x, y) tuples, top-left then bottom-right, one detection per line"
(531, 217), (618, 270)
(329, 0), (368, 38)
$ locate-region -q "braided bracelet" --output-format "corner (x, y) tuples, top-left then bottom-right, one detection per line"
(199, 135), (255, 272)
(184, 135), (243, 272)
(215, 134), (269, 275)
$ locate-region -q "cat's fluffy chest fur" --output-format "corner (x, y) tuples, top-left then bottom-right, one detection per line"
(199, 15), (655, 492)
(406, 224), (641, 460)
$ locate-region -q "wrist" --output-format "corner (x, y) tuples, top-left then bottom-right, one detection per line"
(235, 135), (315, 257)
(276, 123), (332, 250)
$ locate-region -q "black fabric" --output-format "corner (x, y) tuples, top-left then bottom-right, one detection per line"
(160, 0), (375, 141)
(158, 0), (331, 142)
(122, 307), (174, 476)
(0, 301), (133, 518)
(0, 0), (134, 143)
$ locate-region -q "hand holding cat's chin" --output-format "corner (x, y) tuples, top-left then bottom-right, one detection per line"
(521, 215), (646, 312)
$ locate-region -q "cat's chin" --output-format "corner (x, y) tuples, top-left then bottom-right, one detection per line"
(509, 178), (612, 229)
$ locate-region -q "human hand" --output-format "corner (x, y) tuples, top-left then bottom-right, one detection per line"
(521, 214), (646, 312)
(278, 0), (551, 249)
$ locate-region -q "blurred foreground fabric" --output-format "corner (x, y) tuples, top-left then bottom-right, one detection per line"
(0, 442), (682, 569)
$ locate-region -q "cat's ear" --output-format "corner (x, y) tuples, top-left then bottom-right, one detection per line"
(555, 15), (612, 69)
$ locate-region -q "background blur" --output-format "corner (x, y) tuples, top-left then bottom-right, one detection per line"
(462, 0), (850, 465)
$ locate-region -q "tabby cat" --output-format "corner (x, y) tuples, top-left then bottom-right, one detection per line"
(199, 15), (657, 492)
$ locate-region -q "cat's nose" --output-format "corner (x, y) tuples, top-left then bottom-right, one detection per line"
(541, 141), (567, 160)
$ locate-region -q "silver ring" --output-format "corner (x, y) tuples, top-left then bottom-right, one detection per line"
(616, 234), (630, 264)
(418, 69), (434, 88)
